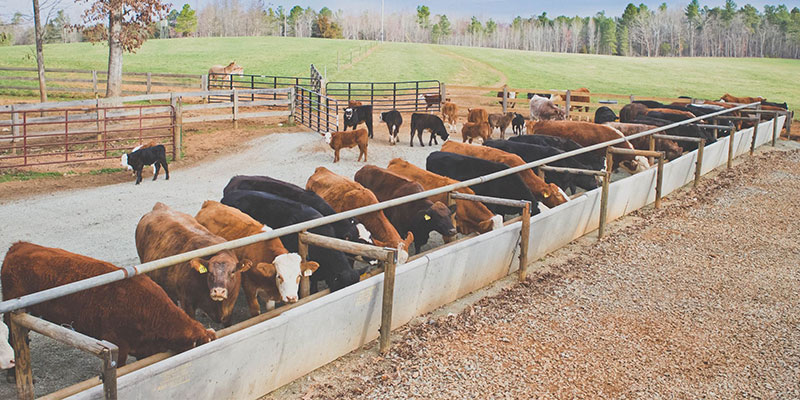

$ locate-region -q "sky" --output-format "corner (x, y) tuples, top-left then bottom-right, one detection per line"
(1, 0), (795, 23)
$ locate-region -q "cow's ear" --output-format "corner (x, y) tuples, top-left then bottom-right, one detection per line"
(254, 262), (276, 278)
(236, 259), (252, 273)
(190, 258), (210, 274)
(301, 261), (320, 276)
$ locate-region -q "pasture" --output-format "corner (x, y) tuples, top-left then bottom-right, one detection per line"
(0, 37), (798, 110)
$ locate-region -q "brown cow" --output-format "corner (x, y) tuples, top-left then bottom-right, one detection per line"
(355, 165), (456, 251)
(605, 122), (684, 160)
(306, 167), (414, 264)
(467, 108), (489, 123)
(619, 102), (649, 123)
(441, 140), (569, 209)
(1, 242), (215, 366)
(441, 102), (458, 132)
(525, 120), (650, 174)
(571, 87), (590, 112)
(348, 100), (363, 108)
(462, 121), (492, 144)
(420, 94), (442, 111)
(720, 93), (764, 104)
(386, 158), (502, 236)
(136, 202), (251, 326)
(324, 128), (368, 163)
(195, 201), (319, 317)
(208, 62), (243, 77)
(488, 112), (515, 139)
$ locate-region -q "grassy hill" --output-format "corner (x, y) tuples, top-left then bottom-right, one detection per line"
(0, 36), (798, 110)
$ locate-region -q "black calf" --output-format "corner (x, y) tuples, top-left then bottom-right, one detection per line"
(126, 145), (169, 185)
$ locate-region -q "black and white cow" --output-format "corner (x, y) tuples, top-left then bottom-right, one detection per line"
(426, 151), (539, 216)
(344, 105), (374, 138)
(223, 175), (372, 245)
(409, 113), (449, 147)
(221, 190), (360, 292)
(483, 140), (599, 193)
(124, 145), (169, 185)
(120, 144), (157, 176)
(380, 110), (403, 145)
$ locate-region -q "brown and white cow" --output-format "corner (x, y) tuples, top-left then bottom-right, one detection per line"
(525, 120), (650, 174)
(306, 167), (414, 264)
(0, 318), (13, 369)
(529, 95), (566, 121)
(441, 102), (458, 132)
(387, 158), (502, 236)
(324, 128), (368, 163)
(195, 201), (319, 316)
(1, 242), (215, 366)
(136, 202), (251, 326)
(467, 108), (489, 123)
(605, 122), (684, 161)
(355, 165), (456, 251)
(441, 140), (569, 209)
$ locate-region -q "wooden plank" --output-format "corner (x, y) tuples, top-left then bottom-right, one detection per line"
(10, 313), (34, 400)
(299, 232), (394, 261)
(236, 111), (291, 119)
(13, 313), (109, 356)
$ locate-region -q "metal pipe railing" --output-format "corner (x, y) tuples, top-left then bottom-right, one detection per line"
(0, 101), (762, 314)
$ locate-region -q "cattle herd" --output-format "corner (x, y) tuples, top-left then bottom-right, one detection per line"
(0, 86), (788, 386)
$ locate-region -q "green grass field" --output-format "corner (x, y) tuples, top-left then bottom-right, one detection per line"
(1, 37), (798, 110)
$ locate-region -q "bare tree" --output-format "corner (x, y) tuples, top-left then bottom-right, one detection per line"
(32, 0), (47, 102)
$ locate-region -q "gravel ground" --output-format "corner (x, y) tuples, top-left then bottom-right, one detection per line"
(265, 147), (800, 399)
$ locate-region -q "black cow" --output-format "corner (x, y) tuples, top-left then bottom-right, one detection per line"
(223, 175), (370, 244)
(426, 151), (539, 216)
(409, 113), (449, 147)
(508, 134), (604, 171)
(686, 104), (724, 118)
(344, 105), (374, 138)
(645, 110), (693, 123)
(632, 100), (665, 109)
(221, 190), (360, 292)
(631, 116), (715, 151)
(483, 140), (598, 193)
(511, 113), (525, 135)
(761, 100), (788, 110)
(594, 106), (618, 124)
(125, 145), (169, 185)
(380, 110), (403, 145)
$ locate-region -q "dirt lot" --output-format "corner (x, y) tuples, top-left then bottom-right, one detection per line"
(264, 146), (800, 399)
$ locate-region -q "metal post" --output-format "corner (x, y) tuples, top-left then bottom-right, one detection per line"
(298, 232), (310, 298)
(518, 201), (531, 281)
(250, 76), (255, 102)
(370, 82), (374, 107)
(415, 82), (419, 111)
(694, 139), (705, 187)
(393, 82), (396, 109)
(146, 72), (152, 94)
(727, 123), (735, 169)
(599, 149), (611, 239)
(655, 155), (664, 209)
(10, 313), (34, 400)
(502, 86), (508, 114)
(379, 251), (398, 355)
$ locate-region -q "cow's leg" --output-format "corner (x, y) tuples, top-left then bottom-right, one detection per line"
(153, 162), (161, 181)
(135, 168), (143, 185)
(418, 130), (425, 147)
(162, 159), (169, 180)
(334, 148), (340, 163)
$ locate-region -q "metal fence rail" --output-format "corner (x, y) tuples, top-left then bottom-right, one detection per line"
(0, 101), (761, 316)
(294, 87), (339, 133)
(325, 80), (442, 112)
(0, 104), (175, 169)
(207, 74), (312, 103)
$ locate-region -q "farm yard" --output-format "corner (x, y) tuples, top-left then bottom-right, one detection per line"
(0, 35), (798, 400)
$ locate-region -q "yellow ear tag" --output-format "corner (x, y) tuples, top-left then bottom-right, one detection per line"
(542, 192), (550, 198)
(424, 214), (431, 221)
(198, 265), (208, 274)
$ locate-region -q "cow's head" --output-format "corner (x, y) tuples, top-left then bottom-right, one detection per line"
(375, 233), (414, 264)
(420, 202), (457, 237)
(190, 251), (251, 302)
(525, 120), (538, 134)
(540, 183), (569, 208)
(550, 105), (566, 120)
(618, 156), (651, 175)
(226, 61), (244, 76)
(0, 318), (14, 370)
(435, 120), (450, 141)
(355, 222), (373, 244)
(254, 253), (319, 303)
(323, 131), (332, 144)
(174, 324), (216, 353)
(344, 108), (354, 121)
(379, 111), (388, 122)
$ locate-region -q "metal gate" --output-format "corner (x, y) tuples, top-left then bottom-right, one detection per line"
(208, 74), (312, 103)
(0, 104), (175, 169)
(310, 64), (323, 93)
(294, 87), (339, 133)
(325, 80), (442, 112)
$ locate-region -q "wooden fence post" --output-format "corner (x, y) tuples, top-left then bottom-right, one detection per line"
(92, 70), (98, 95)
(648, 135), (656, 165)
(171, 93), (183, 161)
(440, 83), (446, 103)
(772, 111), (780, 146)
(727, 123), (736, 169)
(298, 231), (310, 298)
(599, 149), (612, 239)
(201, 74), (208, 104)
(10, 312), (34, 400)
(232, 89), (239, 130)
(565, 90), (571, 119)
(518, 201), (531, 282)
(145, 72), (152, 94)
(694, 139), (705, 187)
(10, 104), (18, 155)
(288, 86), (296, 125)
(502, 86), (508, 114)
(654, 155), (664, 209)
(379, 251), (398, 355)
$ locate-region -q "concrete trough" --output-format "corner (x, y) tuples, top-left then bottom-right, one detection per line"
(68, 116), (785, 400)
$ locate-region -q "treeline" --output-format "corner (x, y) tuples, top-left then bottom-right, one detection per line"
(2, 0), (799, 59)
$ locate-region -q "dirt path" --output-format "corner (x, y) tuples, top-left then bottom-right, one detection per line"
(265, 145), (800, 399)
(434, 47), (508, 87)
